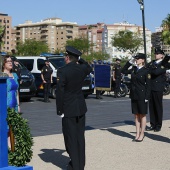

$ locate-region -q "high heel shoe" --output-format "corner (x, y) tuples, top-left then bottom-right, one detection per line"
(136, 136), (145, 142)
(132, 138), (138, 142)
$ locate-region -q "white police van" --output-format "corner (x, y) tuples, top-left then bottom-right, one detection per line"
(16, 53), (94, 98)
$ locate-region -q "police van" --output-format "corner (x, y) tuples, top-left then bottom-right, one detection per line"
(16, 53), (94, 98)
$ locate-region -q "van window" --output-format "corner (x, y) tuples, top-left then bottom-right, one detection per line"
(37, 59), (45, 70)
(49, 58), (65, 69)
(19, 59), (34, 71)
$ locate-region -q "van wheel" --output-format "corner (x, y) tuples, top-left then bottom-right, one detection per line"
(51, 85), (56, 99)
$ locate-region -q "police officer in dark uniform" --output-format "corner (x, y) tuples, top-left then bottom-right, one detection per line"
(122, 53), (151, 141)
(146, 48), (167, 132)
(56, 46), (92, 170)
(41, 59), (53, 102)
(12, 57), (21, 83)
(112, 58), (122, 98)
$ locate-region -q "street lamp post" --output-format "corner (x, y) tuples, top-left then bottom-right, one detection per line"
(137, 0), (147, 57)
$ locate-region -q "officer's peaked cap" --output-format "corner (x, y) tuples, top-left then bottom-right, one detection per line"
(154, 47), (164, 55)
(45, 59), (50, 62)
(65, 46), (82, 58)
(12, 56), (19, 62)
(134, 53), (146, 59)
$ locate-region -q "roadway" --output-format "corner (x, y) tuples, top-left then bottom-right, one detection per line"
(21, 93), (170, 137)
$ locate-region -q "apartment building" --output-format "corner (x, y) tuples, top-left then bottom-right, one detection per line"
(151, 27), (170, 54)
(0, 13), (12, 52)
(79, 23), (104, 52)
(15, 18), (79, 52)
(102, 21), (152, 61)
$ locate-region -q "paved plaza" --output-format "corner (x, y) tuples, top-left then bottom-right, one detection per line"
(23, 94), (170, 170)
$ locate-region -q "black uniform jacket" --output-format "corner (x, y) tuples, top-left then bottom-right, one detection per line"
(112, 63), (122, 79)
(12, 64), (21, 79)
(56, 59), (92, 117)
(41, 65), (53, 82)
(122, 61), (151, 101)
(147, 60), (166, 91)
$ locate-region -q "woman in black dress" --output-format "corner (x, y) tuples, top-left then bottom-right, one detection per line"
(122, 53), (151, 142)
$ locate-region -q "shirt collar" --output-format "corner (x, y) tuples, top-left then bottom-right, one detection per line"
(155, 59), (162, 63)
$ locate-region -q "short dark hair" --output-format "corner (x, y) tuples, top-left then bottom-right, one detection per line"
(68, 54), (78, 62)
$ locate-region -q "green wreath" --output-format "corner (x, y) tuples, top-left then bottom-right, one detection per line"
(7, 108), (33, 167)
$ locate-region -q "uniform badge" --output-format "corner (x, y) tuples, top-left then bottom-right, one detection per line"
(148, 74), (151, 79)
(161, 66), (164, 69)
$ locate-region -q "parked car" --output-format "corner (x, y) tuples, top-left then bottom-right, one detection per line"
(17, 54), (94, 98)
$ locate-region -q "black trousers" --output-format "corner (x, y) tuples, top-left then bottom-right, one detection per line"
(62, 115), (85, 170)
(43, 82), (51, 101)
(149, 91), (163, 128)
(114, 78), (121, 95)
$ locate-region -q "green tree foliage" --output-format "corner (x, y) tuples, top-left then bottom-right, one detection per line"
(66, 37), (109, 62)
(111, 30), (143, 55)
(16, 39), (49, 56)
(66, 37), (91, 54)
(82, 51), (109, 62)
(0, 24), (6, 50)
(161, 14), (170, 45)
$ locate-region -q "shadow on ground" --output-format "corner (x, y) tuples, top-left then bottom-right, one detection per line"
(101, 128), (134, 140)
(38, 149), (69, 169)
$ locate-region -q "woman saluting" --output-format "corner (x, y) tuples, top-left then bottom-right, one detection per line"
(122, 53), (151, 142)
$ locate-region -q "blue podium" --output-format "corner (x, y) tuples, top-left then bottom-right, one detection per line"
(0, 78), (33, 170)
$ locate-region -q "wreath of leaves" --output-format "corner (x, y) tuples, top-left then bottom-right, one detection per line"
(6, 108), (33, 166)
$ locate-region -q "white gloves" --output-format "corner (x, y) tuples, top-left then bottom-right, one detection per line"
(129, 58), (136, 65)
(145, 100), (148, 103)
(60, 114), (64, 118)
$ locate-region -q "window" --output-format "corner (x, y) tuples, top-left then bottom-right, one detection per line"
(37, 59), (45, 70)
(19, 59), (34, 71)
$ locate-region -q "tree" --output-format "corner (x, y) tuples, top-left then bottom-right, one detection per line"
(82, 51), (110, 62)
(111, 30), (143, 55)
(0, 24), (6, 51)
(66, 37), (92, 54)
(161, 14), (170, 45)
(16, 39), (49, 56)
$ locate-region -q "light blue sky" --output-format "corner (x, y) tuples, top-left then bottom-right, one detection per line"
(0, 0), (170, 32)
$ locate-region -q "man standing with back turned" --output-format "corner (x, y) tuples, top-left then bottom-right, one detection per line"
(56, 46), (92, 170)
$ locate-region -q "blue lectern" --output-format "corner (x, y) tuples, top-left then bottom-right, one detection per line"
(0, 78), (33, 170)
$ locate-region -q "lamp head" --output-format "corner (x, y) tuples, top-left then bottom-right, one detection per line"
(137, 0), (143, 5)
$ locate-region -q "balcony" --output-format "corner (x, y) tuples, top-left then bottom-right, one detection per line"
(41, 32), (48, 36)
(40, 27), (48, 31)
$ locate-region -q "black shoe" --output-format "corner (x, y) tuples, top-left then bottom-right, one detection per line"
(96, 96), (100, 99)
(146, 126), (155, 131)
(99, 96), (103, 99)
(154, 127), (161, 132)
(132, 138), (137, 142)
(136, 136), (145, 142)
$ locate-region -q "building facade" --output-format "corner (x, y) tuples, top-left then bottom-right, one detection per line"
(79, 23), (104, 52)
(102, 22), (152, 61)
(15, 18), (79, 53)
(0, 13), (12, 52)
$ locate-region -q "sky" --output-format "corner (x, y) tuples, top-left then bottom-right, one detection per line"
(0, 0), (170, 33)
